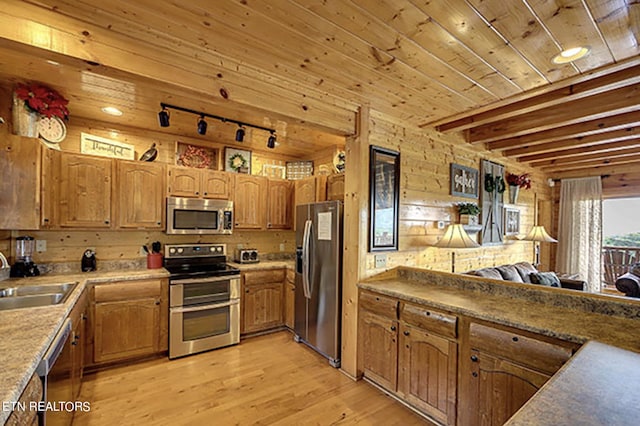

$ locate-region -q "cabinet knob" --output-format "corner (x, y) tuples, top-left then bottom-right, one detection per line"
(155, 300), (160, 305)
(204, 192), (208, 196)
(105, 220), (110, 224)
(156, 222), (161, 225)
(195, 191), (199, 195)
(390, 325), (396, 331)
(43, 218), (49, 223)
(235, 223), (239, 226)
(472, 372), (478, 378)
(470, 355), (478, 362)
(75, 334), (80, 340)
(512, 337), (519, 342)
(72, 341), (78, 346)
(246, 289), (250, 293)
(403, 330), (409, 336)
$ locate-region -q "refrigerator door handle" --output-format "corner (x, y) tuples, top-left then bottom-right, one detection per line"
(302, 219), (312, 299)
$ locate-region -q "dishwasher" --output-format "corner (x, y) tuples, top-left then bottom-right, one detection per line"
(37, 318), (73, 426)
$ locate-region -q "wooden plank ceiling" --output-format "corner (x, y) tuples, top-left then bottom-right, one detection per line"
(0, 1), (638, 171)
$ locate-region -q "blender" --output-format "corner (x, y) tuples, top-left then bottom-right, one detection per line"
(10, 236), (40, 277)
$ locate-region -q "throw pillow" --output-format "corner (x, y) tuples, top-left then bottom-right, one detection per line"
(530, 272), (561, 288)
(496, 265), (524, 283)
(474, 268), (503, 280)
(514, 262), (538, 283)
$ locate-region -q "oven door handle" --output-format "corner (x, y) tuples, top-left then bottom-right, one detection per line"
(171, 275), (240, 285)
(172, 299), (239, 313)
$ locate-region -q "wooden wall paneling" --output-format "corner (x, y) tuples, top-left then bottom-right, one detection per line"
(342, 106), (371, 378)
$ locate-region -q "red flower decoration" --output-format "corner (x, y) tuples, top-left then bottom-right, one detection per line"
(506, 173), (532, 190)
(14, 83), (69, 120)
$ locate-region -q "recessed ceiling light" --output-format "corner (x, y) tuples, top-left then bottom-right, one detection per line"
(552, 46), (591, 64)
(101, 106), (123, 116)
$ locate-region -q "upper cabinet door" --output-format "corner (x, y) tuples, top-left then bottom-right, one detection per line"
(167, 166), (201, 198)
(58, 153), (113, 228)
(233, 175), (267, 229)
(201, 170), (231, 199)
(116, 161), (165, 229)
(267, 179), (293, 229)
(294, 176), (316, 206)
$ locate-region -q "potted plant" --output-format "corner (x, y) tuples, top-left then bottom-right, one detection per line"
(12, 83), (69, 137)
(455, 202), (481, 225)
(506, 173), (531, 204)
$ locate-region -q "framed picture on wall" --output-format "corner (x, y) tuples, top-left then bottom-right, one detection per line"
(450, 163), (479, 198)
(504, 207), (520, 236)
(224, 147), (252, 174)
(369, 146), (400, 252)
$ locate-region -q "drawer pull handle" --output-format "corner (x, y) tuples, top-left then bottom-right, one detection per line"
(425, 311), (431, 316)
(472, 372), (478, 378)
(512, 337), (519, 342)
(403, 331), (410, 336)
(390, 325), (396, 331)
(470, 355), (478, 362)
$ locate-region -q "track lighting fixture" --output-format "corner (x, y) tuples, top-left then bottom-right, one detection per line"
(158, 106), (170, 127)
(267, 132), (277, 149)
(235, 126), (245, 142)
(158, 103), (276, 146)
(197, 115), (208, 135)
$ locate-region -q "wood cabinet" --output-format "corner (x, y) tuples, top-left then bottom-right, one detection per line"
(399, 303), (458, 426)
(233, 175), (267, 229)
(459, 321), (576, 426)
(294, 176), (317, 206)
(90, 279), (168, 365)
(116, 161), (165, 229)
(167, 166), (231, 199)
(241, 269), (285, 334)
(70, 288), (88, 400)
(285, 269), (295, 329)
(0, 137), (41, 230)
(58, 153), (113, 228)
(267, 179), (293, 229)
(327, 174), (344, 201)
(359, 291), (399, 391)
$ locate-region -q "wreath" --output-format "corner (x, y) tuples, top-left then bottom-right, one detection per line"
(179, 145), (211, 169)
(228, 153), (247, 171)
(484, 174), (506, 193)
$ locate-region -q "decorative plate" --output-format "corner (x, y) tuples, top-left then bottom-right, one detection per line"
(37, 116), (67, 143)
(333, 151), (345, 173)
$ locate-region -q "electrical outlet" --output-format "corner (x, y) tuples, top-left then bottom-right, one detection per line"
(35, 240), (47, 252)
(236, 243), (244, 249)
(374, 254), (387, 269)
(437, 220), (445, 229)
(279, 243), (285, 252)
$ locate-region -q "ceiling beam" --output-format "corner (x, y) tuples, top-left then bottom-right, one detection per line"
(550, 162), (640, 180)
(542, 154), (640, 172)
(486, 111), (640, 151)
(467, 83), (640, 144)
(505, 127), (640, 158)
(434, 63), (640, 133)
(519, 138), (640, 163)
(532, 146), (640, 168)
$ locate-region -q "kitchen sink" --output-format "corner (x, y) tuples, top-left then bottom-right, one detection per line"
(0, 282), (77, 310)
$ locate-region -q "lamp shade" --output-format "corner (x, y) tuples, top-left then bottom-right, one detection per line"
(435, 224), (480, 249)
(522, 225), (558, 243)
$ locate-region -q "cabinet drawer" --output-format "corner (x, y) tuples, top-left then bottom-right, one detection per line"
(94, 280), (161, 303)
(401, 303), (457, 339)
(243, 269), (285, 285)
(360, 291), (398, 318)
(469, 323), (574, 375)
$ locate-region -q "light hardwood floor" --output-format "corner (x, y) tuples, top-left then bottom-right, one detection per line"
(74, 331), (429, 425)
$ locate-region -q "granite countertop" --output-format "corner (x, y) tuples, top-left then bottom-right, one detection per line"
(227, 260), (295, 271)
(506, 341), (640, 425)
(359, 274), (640, 353)
(0, 268), (169, 425)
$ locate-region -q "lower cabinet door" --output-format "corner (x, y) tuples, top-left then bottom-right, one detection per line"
(360, 311), (398, 391)
(398, 324), (457, 425)
(94, 298), (160, 363)
(243, 282), (284, 333)
(466, 350), (550, 426)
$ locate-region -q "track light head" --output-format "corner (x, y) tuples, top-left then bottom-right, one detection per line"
(158, 107), (170, 127)
(235, 126), (245, 142)
(197, 115), (208, 135)
(267, 132), (277, 149)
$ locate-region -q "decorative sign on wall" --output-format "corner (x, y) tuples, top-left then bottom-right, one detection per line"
(225, 147), (252, 174)
(450, 163), (479, 199)
(80, 132), (135, 160)
(504, 207), (520, 235)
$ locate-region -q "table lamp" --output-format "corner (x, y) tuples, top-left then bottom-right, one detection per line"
(436, 224), (480, 273)
(521, 225), (557, 267)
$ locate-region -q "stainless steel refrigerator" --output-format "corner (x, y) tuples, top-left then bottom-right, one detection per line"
(294, 200), (343, 368)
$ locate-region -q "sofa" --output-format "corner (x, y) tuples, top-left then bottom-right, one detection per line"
(615, 269), (640, 298)
(466, 262), (586, 291)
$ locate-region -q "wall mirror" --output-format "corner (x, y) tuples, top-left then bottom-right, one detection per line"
(369, 146), (400, 252)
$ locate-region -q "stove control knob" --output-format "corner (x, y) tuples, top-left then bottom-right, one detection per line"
(210, 247), (216, 252)
(169, 248), (176, 254)
(177, 248), (184, 254)
(216, 247), (223, 253)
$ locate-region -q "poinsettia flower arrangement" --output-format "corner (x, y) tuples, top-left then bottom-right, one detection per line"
(506, 172), (532, 189)
(14, 83), (69, 120)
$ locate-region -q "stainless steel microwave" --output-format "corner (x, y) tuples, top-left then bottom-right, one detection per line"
(166, 196), (233, 235)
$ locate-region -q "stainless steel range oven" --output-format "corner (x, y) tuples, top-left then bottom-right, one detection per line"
(164, 244), (241, 359)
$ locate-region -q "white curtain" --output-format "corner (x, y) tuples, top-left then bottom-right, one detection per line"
(556, 177), (602, 292)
